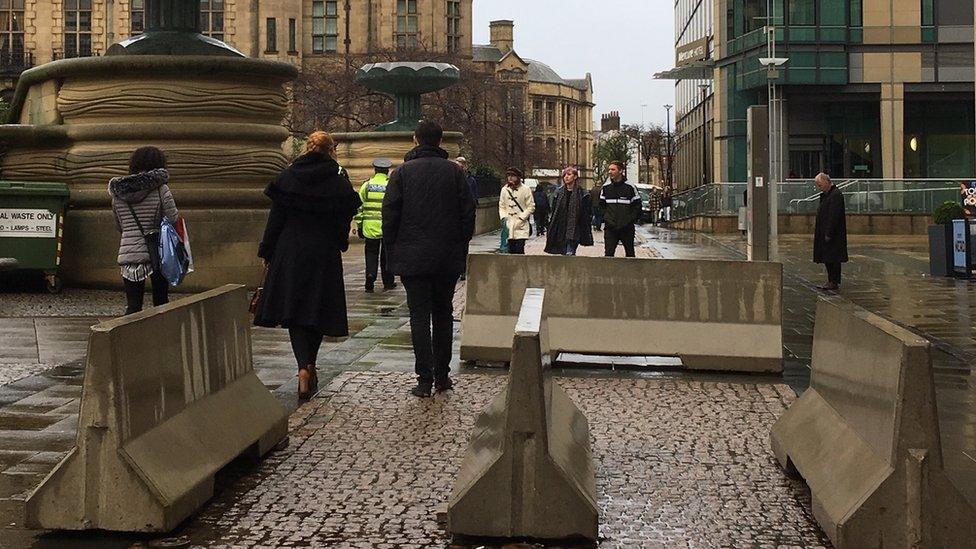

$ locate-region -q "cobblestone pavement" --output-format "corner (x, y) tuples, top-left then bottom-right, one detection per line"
(640, 226), (976, 504)
(2, 227), (975, 546)
(176, 371), (828, 548)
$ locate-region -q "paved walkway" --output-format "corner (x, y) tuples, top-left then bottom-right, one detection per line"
(0, 227), (973, 547)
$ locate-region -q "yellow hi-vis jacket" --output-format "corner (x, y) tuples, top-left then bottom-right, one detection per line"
(355, 172), (389, 239)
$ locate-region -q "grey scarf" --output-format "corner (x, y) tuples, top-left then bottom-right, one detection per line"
(564, 185), (582, 242)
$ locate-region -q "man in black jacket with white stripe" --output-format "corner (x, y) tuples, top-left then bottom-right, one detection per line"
(599, 161), (643, 257)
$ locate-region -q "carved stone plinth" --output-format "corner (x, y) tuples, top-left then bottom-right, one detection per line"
(0, 56), (296, 290)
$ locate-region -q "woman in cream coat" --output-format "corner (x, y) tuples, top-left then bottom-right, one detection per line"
(498, 167), (535, 254)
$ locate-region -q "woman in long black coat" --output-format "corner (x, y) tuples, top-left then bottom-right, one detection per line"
(255, 131), (362, 399)
(545, 166), (594, 255)
(813, 173), (848, 291)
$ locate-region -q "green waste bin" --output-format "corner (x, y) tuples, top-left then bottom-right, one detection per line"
(0, 181), (70, 292)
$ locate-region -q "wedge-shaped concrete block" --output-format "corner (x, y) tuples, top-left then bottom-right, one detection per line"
(771, 296), (976, 547)
(449, 289), (598, 542)
(26, 285), (288, 532)
(461, 254), (782, 373)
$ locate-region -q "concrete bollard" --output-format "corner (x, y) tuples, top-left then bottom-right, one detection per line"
(770, 296), (976, 547)
(449, 288), (599, 543)
(26, 285), (289, 532)
(461, 254), (783, 373)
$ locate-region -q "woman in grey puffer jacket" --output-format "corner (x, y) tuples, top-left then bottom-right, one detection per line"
(109, 146), (179, 315)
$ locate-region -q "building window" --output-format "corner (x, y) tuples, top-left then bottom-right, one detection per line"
(200, 0), (224, 40)
(533, 100), (543, 126)
(63, 0), (92, 58)
(1, 0), (25, 57)
(921, 0), (934, 26)
(396, 0), (418, 50)
(787, 0), (816, 26)
(266, 17), (277, 52)
(546, 101), (556, 127)
(130, 0), (144, 36)
(312, 0), (338, 53)
(288, 18), (297, 52)
(446, 0), (461, 53)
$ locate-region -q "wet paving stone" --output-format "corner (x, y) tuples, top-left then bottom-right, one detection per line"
(173, 371), (830, 548)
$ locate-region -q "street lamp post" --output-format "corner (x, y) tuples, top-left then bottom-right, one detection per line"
(699, 83), (710, 186)
(664, 104), (673, 189)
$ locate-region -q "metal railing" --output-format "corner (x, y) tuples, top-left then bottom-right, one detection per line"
(672, 179), (967, 220)
(784, 179), (962, 214)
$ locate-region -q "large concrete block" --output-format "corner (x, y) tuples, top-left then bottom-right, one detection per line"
(770, 296), (976, 547)
(26, 285), (288, 532)
(449, 289), (598, 542)
(461, 254), (782, 373)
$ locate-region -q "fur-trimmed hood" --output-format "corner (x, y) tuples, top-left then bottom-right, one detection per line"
(108, 169), (170, 203)
(264, 152), (361, 214)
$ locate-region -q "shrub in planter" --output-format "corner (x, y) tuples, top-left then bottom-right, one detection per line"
(933, 201), (966, 225)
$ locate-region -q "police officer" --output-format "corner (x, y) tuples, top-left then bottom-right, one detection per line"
(356, 158), (397, 293)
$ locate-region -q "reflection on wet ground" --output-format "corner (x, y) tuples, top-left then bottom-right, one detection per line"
(1, 227), (974, 546)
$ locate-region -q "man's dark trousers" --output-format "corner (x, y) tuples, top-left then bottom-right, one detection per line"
(604, 224), (636, 257)
(364, 238), (394, 286)
(825, 262), (842, 285)
(401, 274), (459, 384)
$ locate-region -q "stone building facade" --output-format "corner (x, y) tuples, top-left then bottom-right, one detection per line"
(472, 20), (595, 185)
(1, 0), (475, 97)
(2, 4), (595, 184)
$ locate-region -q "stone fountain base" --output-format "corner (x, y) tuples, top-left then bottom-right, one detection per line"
(0, 56), (296, 290)
(333, 131), (463, 186)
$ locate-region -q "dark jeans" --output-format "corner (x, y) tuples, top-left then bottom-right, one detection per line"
(123, 271), (169, 315)
(534, 213), (548, 235)
(604, 224), (636, 257)
(508, 239), (526, 254)
(402, 274), (459, 384)
(364, 238), (394, 286)
(825, 262), (842, 285)
(288, 326), (324, 369)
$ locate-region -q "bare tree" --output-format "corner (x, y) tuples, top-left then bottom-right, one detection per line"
(592, 131), (633, 184)
(287, 50), (537, 174)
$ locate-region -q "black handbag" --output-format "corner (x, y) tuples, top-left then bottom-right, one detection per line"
(126, 190), (163, 273)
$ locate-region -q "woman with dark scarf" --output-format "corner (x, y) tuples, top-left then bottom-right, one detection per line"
(255, 131), (362, 400)
(544, 166), (594, 255)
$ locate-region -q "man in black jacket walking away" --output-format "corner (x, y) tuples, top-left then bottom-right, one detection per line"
(813, 172), (848, 291)
(383, 121), (477, 397)
(599, 161), (643, 257)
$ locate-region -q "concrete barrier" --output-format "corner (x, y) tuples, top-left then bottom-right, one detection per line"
(770, 296), (976, 547)
(449, 288), (598, 542)
(461, 254), (782, 373)
(26, 285), (288, 532)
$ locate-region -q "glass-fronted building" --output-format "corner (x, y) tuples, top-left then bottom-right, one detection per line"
(665, 0), (715, 190)
(663, 0), (975, 186)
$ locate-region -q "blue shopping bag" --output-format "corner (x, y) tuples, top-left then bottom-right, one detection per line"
(499, 222), (509, 253)
(159, 217), (190, 286)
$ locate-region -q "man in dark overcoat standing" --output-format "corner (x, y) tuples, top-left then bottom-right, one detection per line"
(813, 172), (848, 291)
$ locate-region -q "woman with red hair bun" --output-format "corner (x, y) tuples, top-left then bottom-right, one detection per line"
(254, 131), (361, 400)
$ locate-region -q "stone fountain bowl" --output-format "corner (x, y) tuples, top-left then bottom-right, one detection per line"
(355, 62), (460, 95)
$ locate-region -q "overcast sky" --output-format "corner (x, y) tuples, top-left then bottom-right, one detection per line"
(473, 0), (676, 128)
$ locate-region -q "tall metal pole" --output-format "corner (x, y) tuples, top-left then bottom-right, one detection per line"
(664, 104), (673, 188)
(700, 84), (709, 186)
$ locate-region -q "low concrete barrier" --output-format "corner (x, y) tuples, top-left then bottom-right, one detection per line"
(770, 296), (976, 547)
(461, 254), (782, 373)
(449, 288), (598, 542)
(26, 285), (288, 532)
